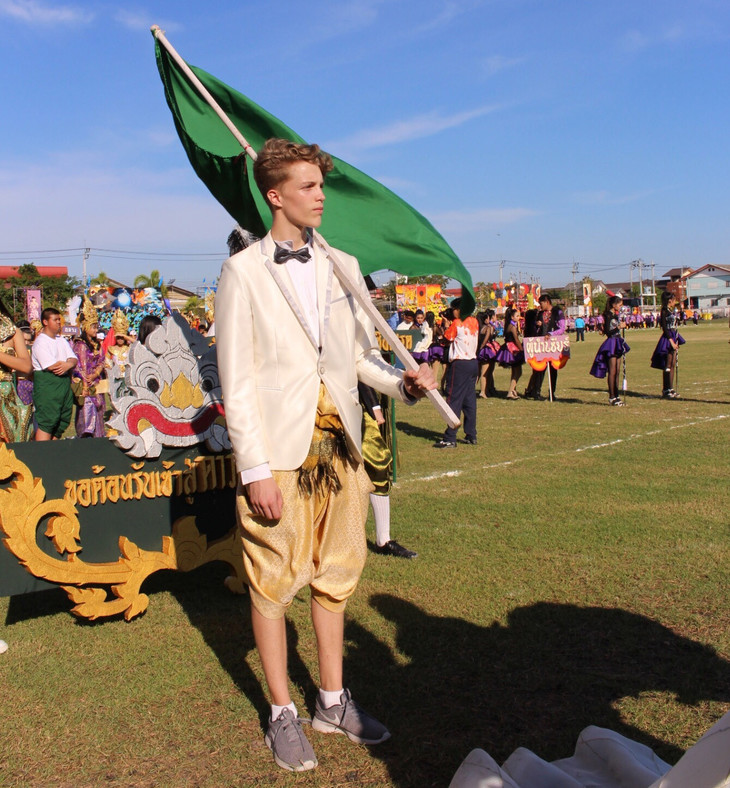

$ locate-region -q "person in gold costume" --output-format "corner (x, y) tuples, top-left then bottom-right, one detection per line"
(216, 139), (435, 772)
(105, 309), (133, 399)
(72, 298), (107, 437)
(0, 303), (33, 443)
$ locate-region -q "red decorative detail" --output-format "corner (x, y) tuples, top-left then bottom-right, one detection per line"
(125, 402), (225, 438)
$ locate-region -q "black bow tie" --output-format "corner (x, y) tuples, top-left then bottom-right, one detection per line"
(273, 245), (311, 264)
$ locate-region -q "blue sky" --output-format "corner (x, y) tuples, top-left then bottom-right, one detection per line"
(0, 0), (728, 292)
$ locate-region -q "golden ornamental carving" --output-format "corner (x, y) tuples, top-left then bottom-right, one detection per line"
(0, 444), (245, 621)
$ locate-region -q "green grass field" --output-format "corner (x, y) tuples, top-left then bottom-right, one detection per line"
(2, 322), (729, 787)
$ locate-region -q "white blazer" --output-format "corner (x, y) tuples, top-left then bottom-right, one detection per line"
(215, 232), (409, 473)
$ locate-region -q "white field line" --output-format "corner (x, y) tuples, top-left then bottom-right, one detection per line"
(398, 413), (730, 485)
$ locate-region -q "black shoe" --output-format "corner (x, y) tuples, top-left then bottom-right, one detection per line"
(434, 440), (457, 448)
(374, 540), (417, 559)
(463, 436), (477, 445)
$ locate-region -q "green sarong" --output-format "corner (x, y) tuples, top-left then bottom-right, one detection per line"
(34, 369), (73, 438)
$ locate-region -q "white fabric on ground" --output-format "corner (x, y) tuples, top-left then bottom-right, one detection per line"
(449, 710), (730, 788)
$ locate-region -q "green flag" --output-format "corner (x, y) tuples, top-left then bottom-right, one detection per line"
(154, 37), (474, 313)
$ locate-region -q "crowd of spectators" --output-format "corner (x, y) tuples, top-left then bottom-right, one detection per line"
(0, 302), (165, 444)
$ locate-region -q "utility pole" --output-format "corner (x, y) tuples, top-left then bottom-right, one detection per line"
(650, 261), (656, 312)
(499, 260), (505, 284)
(82, 247), (90, 285)
(635, 258), (644, 312)
(571, 261), (580, 307)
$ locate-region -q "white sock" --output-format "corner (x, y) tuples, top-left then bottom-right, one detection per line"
(370, 493), (391, 546)
(271, 701), (296, 720)
(319, 688), (344, 709)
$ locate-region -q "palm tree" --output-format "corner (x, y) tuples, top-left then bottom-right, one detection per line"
(90, 271), (110, 287)
(183, 295), (203, 313)
(134, 269), (168, 296)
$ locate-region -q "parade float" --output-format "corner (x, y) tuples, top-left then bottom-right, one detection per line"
(0, 303), (244, 621)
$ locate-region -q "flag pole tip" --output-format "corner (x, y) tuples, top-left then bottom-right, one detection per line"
(150, 24), (161, 36)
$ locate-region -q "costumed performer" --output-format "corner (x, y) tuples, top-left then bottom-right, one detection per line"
(72, 298), (107, 437)
(477, 309), (500, 399)
(495, 305), (524, 400)
(105, 310), (133, 400)
(532, 294), (566, 399)
(434, 298), (479, 448)
(0, 304), (33, 443)
(14, 321), (35, 408)
(359, 381), (417, 559)
(650, 290), (685, 399)
(31, 307), (77, 441)
(428, 313), (449, 389)
(411, 309), (432, 364)
(215, 138), (435, 773)
(589, 295), (630, 406)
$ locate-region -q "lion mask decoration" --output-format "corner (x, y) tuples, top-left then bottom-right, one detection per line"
(108, 314), (229, 458)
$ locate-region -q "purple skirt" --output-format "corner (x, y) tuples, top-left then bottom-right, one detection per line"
(650, 332), (685, 370)
(590, 336), (630, 379)
(411, 351), (429, 364)
(495, 342), (524, 367)
(478, 340), (500, 362)
(16, 378), (34, 406)
(428, 345), (446, 363)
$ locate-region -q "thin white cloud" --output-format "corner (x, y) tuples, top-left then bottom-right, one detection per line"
(428, 207), (538, 232)
(482, 54), (525, 78)
(115, 10), (182, 33)
(372, 175), (424, 195)
(313, 0), (384, 40)
(618, 20), (710, 53)
(0, 0), (92, 25)
(411, 0), (484, 36)
(572, 189), (657, 206)
(327, 104), (501, 155)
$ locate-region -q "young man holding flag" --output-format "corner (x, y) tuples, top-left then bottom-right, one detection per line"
(215, 139), (435, 772)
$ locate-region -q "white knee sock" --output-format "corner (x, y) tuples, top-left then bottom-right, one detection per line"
(271, 701), (296, 720)
(370, 493), (391, 546)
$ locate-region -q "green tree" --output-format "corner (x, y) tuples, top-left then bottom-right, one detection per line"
(592, 291), (607, 315)
(417, 274), (450, 288)
(90, 271), (111, 287)
(134, 269), (168, 296)
(183, 295), (204, 314)
(474, 281), (492, 310)
(380, 277), (397, 305)
(0, 263), (80, 322)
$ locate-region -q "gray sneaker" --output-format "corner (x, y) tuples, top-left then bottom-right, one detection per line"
(312, 689), (391, 744)
(265, 708), (318, 772)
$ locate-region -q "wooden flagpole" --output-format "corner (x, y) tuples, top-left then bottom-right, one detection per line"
(151, 25), (460, 428)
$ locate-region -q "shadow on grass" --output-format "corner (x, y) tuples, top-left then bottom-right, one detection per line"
(159, 563), (317, 730)
(344, 595), (730, 788)
(573, 386), (730, 405)
(395, 420), (444, 443)
(5, 586), (71, 624)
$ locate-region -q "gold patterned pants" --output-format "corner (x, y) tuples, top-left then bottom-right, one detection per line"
(236, 456), (373, 619)
(236, 458), (372, 618)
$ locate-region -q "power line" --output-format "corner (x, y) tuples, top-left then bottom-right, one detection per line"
(0, 246), (223, 259)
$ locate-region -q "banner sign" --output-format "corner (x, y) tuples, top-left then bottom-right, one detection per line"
(374, 329), (421, 353)
(582, 282), (592, 307)
(395, 284), (443, 314)
(25, 289), (41, 322)
(523, 335), (571, 371)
